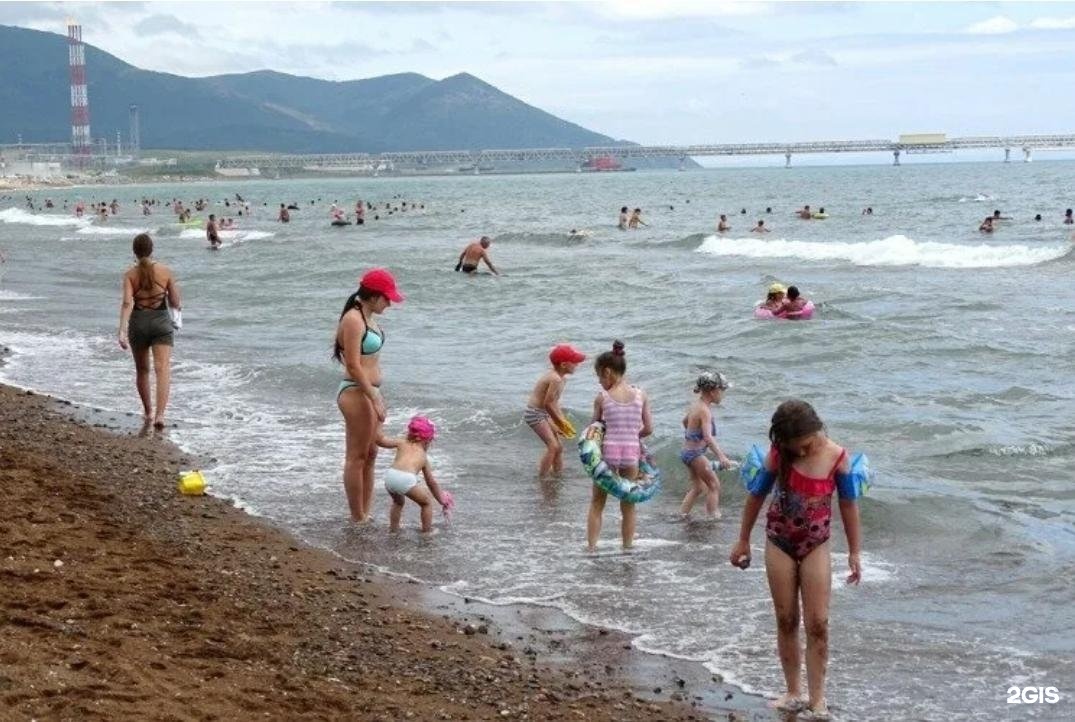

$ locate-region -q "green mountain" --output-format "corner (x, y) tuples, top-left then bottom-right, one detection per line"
(0, 24), (621, 153)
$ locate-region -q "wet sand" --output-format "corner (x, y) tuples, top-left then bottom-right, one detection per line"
(0, 382), (767, 720)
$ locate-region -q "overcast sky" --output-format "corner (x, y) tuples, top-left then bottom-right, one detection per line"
(5, 1), (1075, 147)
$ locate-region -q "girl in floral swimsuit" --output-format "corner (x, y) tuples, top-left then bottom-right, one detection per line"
(729, 400), (864, 721)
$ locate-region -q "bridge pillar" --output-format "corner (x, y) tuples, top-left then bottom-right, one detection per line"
(1004, 148), (1011, 163)
(1023, 147), (1032, 163)
(892, 149), (901, 166)
(785, 152), (791, 168)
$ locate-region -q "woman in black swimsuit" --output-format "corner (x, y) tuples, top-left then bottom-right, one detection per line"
(118, 233), (181, 429)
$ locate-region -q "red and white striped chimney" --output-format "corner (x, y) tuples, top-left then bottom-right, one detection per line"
(67, 20), (91, 163)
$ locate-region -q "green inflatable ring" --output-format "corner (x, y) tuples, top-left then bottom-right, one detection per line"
(578, 422), (662, 503)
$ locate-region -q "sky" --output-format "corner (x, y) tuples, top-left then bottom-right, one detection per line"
(4, 1), (1075, 150)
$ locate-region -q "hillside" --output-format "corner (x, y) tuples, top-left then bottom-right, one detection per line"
(0, 24), (620, 153)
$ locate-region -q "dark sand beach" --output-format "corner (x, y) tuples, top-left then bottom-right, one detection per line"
(0, 382), (764, 721)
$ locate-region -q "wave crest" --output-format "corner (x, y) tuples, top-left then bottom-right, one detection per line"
(0, 207), (90, 227)
(695, 234), (1071, 268)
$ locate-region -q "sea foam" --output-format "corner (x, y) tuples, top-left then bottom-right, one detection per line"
(0, 207), (90, 227)
(696, 234), (1071, 268)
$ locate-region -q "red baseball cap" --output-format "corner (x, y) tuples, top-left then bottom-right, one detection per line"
(549, 344), (586, 366)
(359, 268), (404, 303)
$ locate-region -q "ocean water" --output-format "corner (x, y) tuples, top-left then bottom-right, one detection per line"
(1, 163), (1073, 721)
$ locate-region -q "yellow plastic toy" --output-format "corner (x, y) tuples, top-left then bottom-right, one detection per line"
(177, 470), (207, 496)
(554, 417), (577, 439)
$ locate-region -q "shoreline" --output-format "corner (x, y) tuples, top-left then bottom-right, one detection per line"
(0, 380), (767, 720)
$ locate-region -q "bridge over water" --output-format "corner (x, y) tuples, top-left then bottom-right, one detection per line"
(213, 133), (1075, 173)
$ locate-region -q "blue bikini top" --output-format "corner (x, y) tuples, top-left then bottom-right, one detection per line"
(358, 307), (384, 355)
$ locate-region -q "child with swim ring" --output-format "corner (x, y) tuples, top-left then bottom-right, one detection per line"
(376, 416), (452, 532)
(525, 344), (587, 478)
(587, 340), (653, 551)
(679, 371), (734, 519)
(760, 283), (786, 313)
(775, 285), (810, 319)
(729, 400), (863, 719)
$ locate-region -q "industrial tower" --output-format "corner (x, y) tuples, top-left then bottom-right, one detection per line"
(67, 21), (91, 164)
(129, 104), (140, 155)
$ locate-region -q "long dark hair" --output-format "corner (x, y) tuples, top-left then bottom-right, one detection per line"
(332, 285), (383, 362)
(132, 233), (154, 294)
(594, 340), (627, 376)
(769, 399), (824, 487)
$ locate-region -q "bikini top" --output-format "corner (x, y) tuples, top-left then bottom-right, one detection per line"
(684, 417), (717, 443)
(358, 307), (384, 355)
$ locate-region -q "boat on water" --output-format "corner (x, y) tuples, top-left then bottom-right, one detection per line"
(580, 155), (636, 173)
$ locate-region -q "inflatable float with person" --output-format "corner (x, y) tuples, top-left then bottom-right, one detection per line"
(754, 283), (815, 320)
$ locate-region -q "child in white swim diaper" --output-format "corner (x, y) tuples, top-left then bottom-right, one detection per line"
(377, 415), (451, 532)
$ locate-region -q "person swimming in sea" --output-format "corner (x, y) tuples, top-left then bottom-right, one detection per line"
(717, 214), (731, 233)
(751, 220), (771, 233)
(979, 216), (994, 233)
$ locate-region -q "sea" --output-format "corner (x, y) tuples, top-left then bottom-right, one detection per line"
(1, 162), (1073, 721)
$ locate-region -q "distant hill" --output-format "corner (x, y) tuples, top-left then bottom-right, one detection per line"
(0, 24), (624, 153)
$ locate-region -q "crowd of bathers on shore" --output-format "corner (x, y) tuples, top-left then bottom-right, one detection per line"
(13, 184), (1071, 720)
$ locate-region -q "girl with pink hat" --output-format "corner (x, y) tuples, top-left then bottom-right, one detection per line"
(376, 416), (453, 532)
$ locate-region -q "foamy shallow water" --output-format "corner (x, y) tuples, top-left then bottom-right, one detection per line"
(1, 164), (1073, 720)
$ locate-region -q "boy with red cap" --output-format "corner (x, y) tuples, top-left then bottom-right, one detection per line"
(525, 344), (586, 478)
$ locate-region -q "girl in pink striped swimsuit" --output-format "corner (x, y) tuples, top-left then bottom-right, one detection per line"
(587, 340), (653, 551)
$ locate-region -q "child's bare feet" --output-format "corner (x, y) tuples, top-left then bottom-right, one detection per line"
(153, 415), (165, 430)
(769, 693), (805, 712)
(801, 702), (830, 720)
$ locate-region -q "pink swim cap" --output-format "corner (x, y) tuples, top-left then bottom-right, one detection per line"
(407, 415), (436, 442)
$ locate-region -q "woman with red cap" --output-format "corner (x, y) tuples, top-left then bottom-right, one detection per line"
(334, 268), (404, 522)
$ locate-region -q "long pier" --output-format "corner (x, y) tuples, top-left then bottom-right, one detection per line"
(213, 133), (1075, 172)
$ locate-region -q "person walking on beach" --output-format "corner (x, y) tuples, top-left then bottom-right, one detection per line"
(587, 341), (653, 552)
(729, 400), (863, 719)
(454, 236), (500, 275)
(678, 371), (734, 519)
(524, 344), (587, 478)
(334, 268), (405, 522)
(117, 233), (181, 430)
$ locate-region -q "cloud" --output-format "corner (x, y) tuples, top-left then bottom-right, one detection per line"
(740, 55), (781, 70)
(1029, 16), (1075, 30)
(966, 16), (1018, 35)
(133, 14), (201, 38)
(596, 0), (771, 21)
(791, 49), (838, 67)
(740, 49), (838, 70)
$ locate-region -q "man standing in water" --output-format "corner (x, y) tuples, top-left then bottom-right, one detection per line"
(618, 206), (629, 230)
(717, 214), (731, 232)
(206, 214), (222, 249)
(455, 236), (500, 275)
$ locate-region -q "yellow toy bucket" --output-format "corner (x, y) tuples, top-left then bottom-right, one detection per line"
(177, 470), (207, 496)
